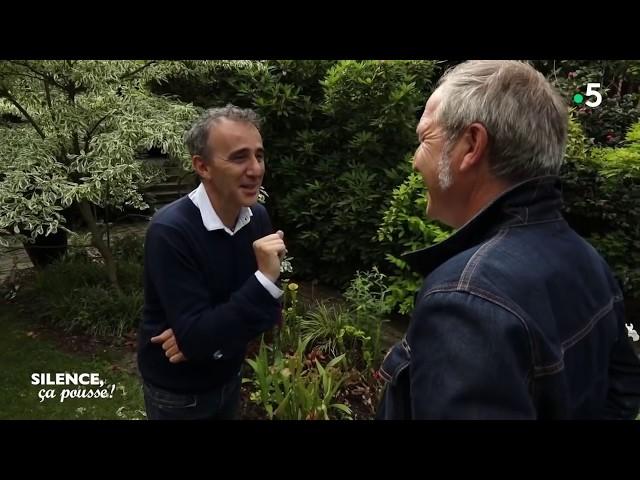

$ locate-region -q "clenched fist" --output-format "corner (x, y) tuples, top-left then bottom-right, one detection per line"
(253, 230), (286, 283)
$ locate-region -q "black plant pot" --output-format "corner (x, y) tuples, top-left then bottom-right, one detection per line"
(22, 229), (68, 269)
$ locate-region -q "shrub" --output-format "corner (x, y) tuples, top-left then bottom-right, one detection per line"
(47, 285), (143, 337)
(111, 232), (145, 264)
(534, 60), (640, 146)
(562, 119), (640, 301)
(27, 234), (145, 337)
(280, 60), (438, 285)
(376, 156), (452, 314)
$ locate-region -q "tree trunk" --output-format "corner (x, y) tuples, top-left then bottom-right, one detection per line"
(77, 200), (121, 293)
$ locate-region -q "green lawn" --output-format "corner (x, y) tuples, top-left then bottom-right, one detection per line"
(0, 303), (145, 420)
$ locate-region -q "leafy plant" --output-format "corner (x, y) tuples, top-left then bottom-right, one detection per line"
(300, 302), (353, 357)
(245, 337), (352, 420)
(273, 281), (305, 354)
(376, 158), (452, 314)
(24, 235), (145, 337)
(343, 267), (392, 371)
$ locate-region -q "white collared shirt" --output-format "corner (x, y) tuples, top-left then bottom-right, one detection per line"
(189, 183), (283, 299)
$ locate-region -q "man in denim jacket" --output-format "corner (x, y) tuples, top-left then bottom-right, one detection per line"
(377, 60), (640, 419)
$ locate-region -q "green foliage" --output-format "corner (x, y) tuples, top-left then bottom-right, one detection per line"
(285, 163), (392, 285)
(376, 157), (452, 314)
(343, 267), (392, 370)
(589, 232), (639, 295)
(47, 286), (143, 337)
(280, 60), (438, 285)
(535, 60), (640, 146)
(561, 119), (640, 300)
(559, 117), (598, 228)
(245, 337), (352, 420)
(587, 124), (640, 296)
(321, 60), (437, 156)
(300, 302), (356, 357)
(34, 250), (109, 288)
(111, 232), (145, 264)
(25, 235), (145, 337)
(0, 61), (207, 247)
(283, 268), (395, 376)
(273, 281), (305, 355)
(247, 281), (380, 419)
(377, 158), (452, 254)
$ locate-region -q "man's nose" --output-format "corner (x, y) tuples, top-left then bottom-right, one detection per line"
(246, 155), (263, 176)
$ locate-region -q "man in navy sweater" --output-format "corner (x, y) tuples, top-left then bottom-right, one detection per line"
(137, 105), (286, 420)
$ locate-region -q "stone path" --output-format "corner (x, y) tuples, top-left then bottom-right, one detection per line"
(0, 222), (149, 285)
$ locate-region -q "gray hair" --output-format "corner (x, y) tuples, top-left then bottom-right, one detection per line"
(184, 104), (261, 159)
(433, 60), (568, 183)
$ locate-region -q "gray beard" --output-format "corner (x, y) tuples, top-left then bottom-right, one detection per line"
(438, 148), (453, 190)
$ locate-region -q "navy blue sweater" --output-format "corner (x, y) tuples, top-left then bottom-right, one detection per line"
(137, 196), (281, 393)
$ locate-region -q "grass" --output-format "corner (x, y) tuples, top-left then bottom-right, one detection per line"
(0, 302), (145, 420)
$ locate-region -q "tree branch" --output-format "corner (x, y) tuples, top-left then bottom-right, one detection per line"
(0, 67), (42, 83)
(83, 112), (111, 152)
(58, 145), (69, 166)
(43, 80), (52, 107)
(72, 132), (81, 156)
(8, 60), (68, 91)
(120, 61), (157, 81)
(64, 84), (85, 158)
(0, 89), (45, 139)
(43, 80), (56, 123)
(77, 200), (121, 292)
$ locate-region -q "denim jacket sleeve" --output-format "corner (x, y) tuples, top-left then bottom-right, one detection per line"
(407, 290), (536, 419)
(604, 299), (640, 419)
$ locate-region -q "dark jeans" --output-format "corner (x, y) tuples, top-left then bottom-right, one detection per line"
(143, 372), (241, 420)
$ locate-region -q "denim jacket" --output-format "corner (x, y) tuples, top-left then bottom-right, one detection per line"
(377, 176), (640, 419)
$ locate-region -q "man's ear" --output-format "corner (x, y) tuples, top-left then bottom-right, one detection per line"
(459, 123), (489, 173)
(192, 155), (210, 180)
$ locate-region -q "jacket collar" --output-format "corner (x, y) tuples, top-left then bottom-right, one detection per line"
(403, 175), (564, 276)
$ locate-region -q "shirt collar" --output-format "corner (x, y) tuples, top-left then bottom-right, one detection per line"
(188, 183), (253, 236)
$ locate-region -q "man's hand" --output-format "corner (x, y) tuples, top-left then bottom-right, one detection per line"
(253, 230), (287, 283)
(151, 328), (187, 364)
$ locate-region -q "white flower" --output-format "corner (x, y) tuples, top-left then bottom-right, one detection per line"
(280, 256), (294, 273)
(626, 323), (639, 342)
